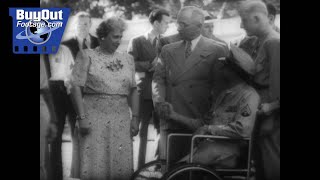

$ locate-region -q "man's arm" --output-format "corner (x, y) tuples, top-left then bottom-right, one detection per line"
(127, 38), (151, 72)
(266, 39), (280, 103)
(207, 92), (260, 138)
(152, 48), (168, 104)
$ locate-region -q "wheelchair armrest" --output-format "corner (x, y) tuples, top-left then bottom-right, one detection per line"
(190, 135), (250, 163)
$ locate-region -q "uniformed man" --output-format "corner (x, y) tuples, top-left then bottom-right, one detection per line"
(165, 56), (260, 168)
(238, 1), (280, 180)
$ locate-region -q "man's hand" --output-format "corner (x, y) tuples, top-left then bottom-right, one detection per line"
(165, 102), (179, 120)
(148, 57), (158, 72)
(155, 102), (170, 119)
(130, 116), (140, 137)
(46, 123), (57, 143)
(259, 103), (273, 115)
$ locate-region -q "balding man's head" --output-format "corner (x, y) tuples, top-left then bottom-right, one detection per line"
(239, 0), (268, 17)
(178, 6), (205, 25)
(239, 0), (271, 36)
(176, 6), (204, 41)
(183, 0), (204, 8)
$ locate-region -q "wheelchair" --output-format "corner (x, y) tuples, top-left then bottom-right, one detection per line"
(130, 113), (262, 180)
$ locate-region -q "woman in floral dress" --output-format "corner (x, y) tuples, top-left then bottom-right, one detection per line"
(70, 17), (140, 180)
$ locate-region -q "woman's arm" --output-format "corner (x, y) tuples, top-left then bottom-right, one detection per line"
(129, 87), (140, 137)
(70, 86), (85, 117)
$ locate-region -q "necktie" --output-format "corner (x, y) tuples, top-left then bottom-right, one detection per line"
(82, 38), (88, 49)
(185, 41), (192, 59)
(152, 36), (158, 49)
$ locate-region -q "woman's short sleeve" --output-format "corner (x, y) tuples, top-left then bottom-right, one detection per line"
(71, 50), (91, 87)
(128, 54), (137, 89)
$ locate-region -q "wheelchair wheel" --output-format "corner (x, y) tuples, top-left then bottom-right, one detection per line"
(130, 159), (166, 180)
(162, 163), (222, 180)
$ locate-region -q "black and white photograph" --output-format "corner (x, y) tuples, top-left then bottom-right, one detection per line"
(39, 0), (280, 180)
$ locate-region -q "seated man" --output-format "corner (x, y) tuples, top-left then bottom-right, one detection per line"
(165, 57), (260, 168)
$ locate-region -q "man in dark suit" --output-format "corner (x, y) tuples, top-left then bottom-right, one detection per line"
(127, 8), (171, 169)
(152, 6), (228, 166)
(49, 12), (99, 180)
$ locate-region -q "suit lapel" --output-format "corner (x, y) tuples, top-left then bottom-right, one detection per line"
(172, 37), (212, 82)
(141, 36), (157, 59)
(169, 42), (185, 76)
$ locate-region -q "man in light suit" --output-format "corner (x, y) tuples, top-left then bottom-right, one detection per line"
(158, 0), (204, 51)
(127, 8), (171, 169)
(152, 6), (228, 165)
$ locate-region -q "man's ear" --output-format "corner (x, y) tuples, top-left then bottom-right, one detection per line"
(268, 14), (275, 23)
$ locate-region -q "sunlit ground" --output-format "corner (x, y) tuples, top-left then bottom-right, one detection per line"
(61, 15), (280, 180)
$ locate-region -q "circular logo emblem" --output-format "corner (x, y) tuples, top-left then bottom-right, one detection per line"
(26, 20), (51, 45)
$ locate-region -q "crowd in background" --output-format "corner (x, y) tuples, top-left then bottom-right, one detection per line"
(40, 0), (280, 180)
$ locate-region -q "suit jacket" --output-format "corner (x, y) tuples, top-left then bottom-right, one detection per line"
(62, 34), (99, 60)
(152, 36), (228, 130)
(127, 34), (159, 99)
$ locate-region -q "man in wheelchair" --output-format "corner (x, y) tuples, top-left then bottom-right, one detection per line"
(164, 55), (260, 169)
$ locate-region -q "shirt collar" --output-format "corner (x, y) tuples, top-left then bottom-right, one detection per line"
(190, 35), (202, 51)
(144, 29), (161, 43)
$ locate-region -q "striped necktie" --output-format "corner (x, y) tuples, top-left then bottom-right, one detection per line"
(185, 40), (192, 59)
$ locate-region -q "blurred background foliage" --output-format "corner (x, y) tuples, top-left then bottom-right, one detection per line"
(41, 0), (280, 20)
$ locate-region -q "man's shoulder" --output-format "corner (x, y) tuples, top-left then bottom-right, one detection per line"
(241, 84), (260, 101)
(202, 36), (228, 53)
(61, 37), (77, 46)
(160, 33), (181, 44)
(130, 34), (147, 45)
(162, 40), (183, 52)
(263, 34), (280, 51)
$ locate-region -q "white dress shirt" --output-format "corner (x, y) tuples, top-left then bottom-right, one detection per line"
(190, 35), (202, 52)
(49, 45), (74, 83)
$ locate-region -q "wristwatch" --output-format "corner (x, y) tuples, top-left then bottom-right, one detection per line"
(76, 114), (87, 121)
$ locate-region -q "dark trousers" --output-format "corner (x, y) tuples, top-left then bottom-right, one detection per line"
(137, 99), (154, 169)
(40, 95), (50, 180)
(49, 81), (77, 180)
(256, 112), (280, 180)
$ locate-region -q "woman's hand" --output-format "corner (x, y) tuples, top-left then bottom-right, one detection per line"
(46, 123), (57, 143)
(130, 116), (140, 137)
